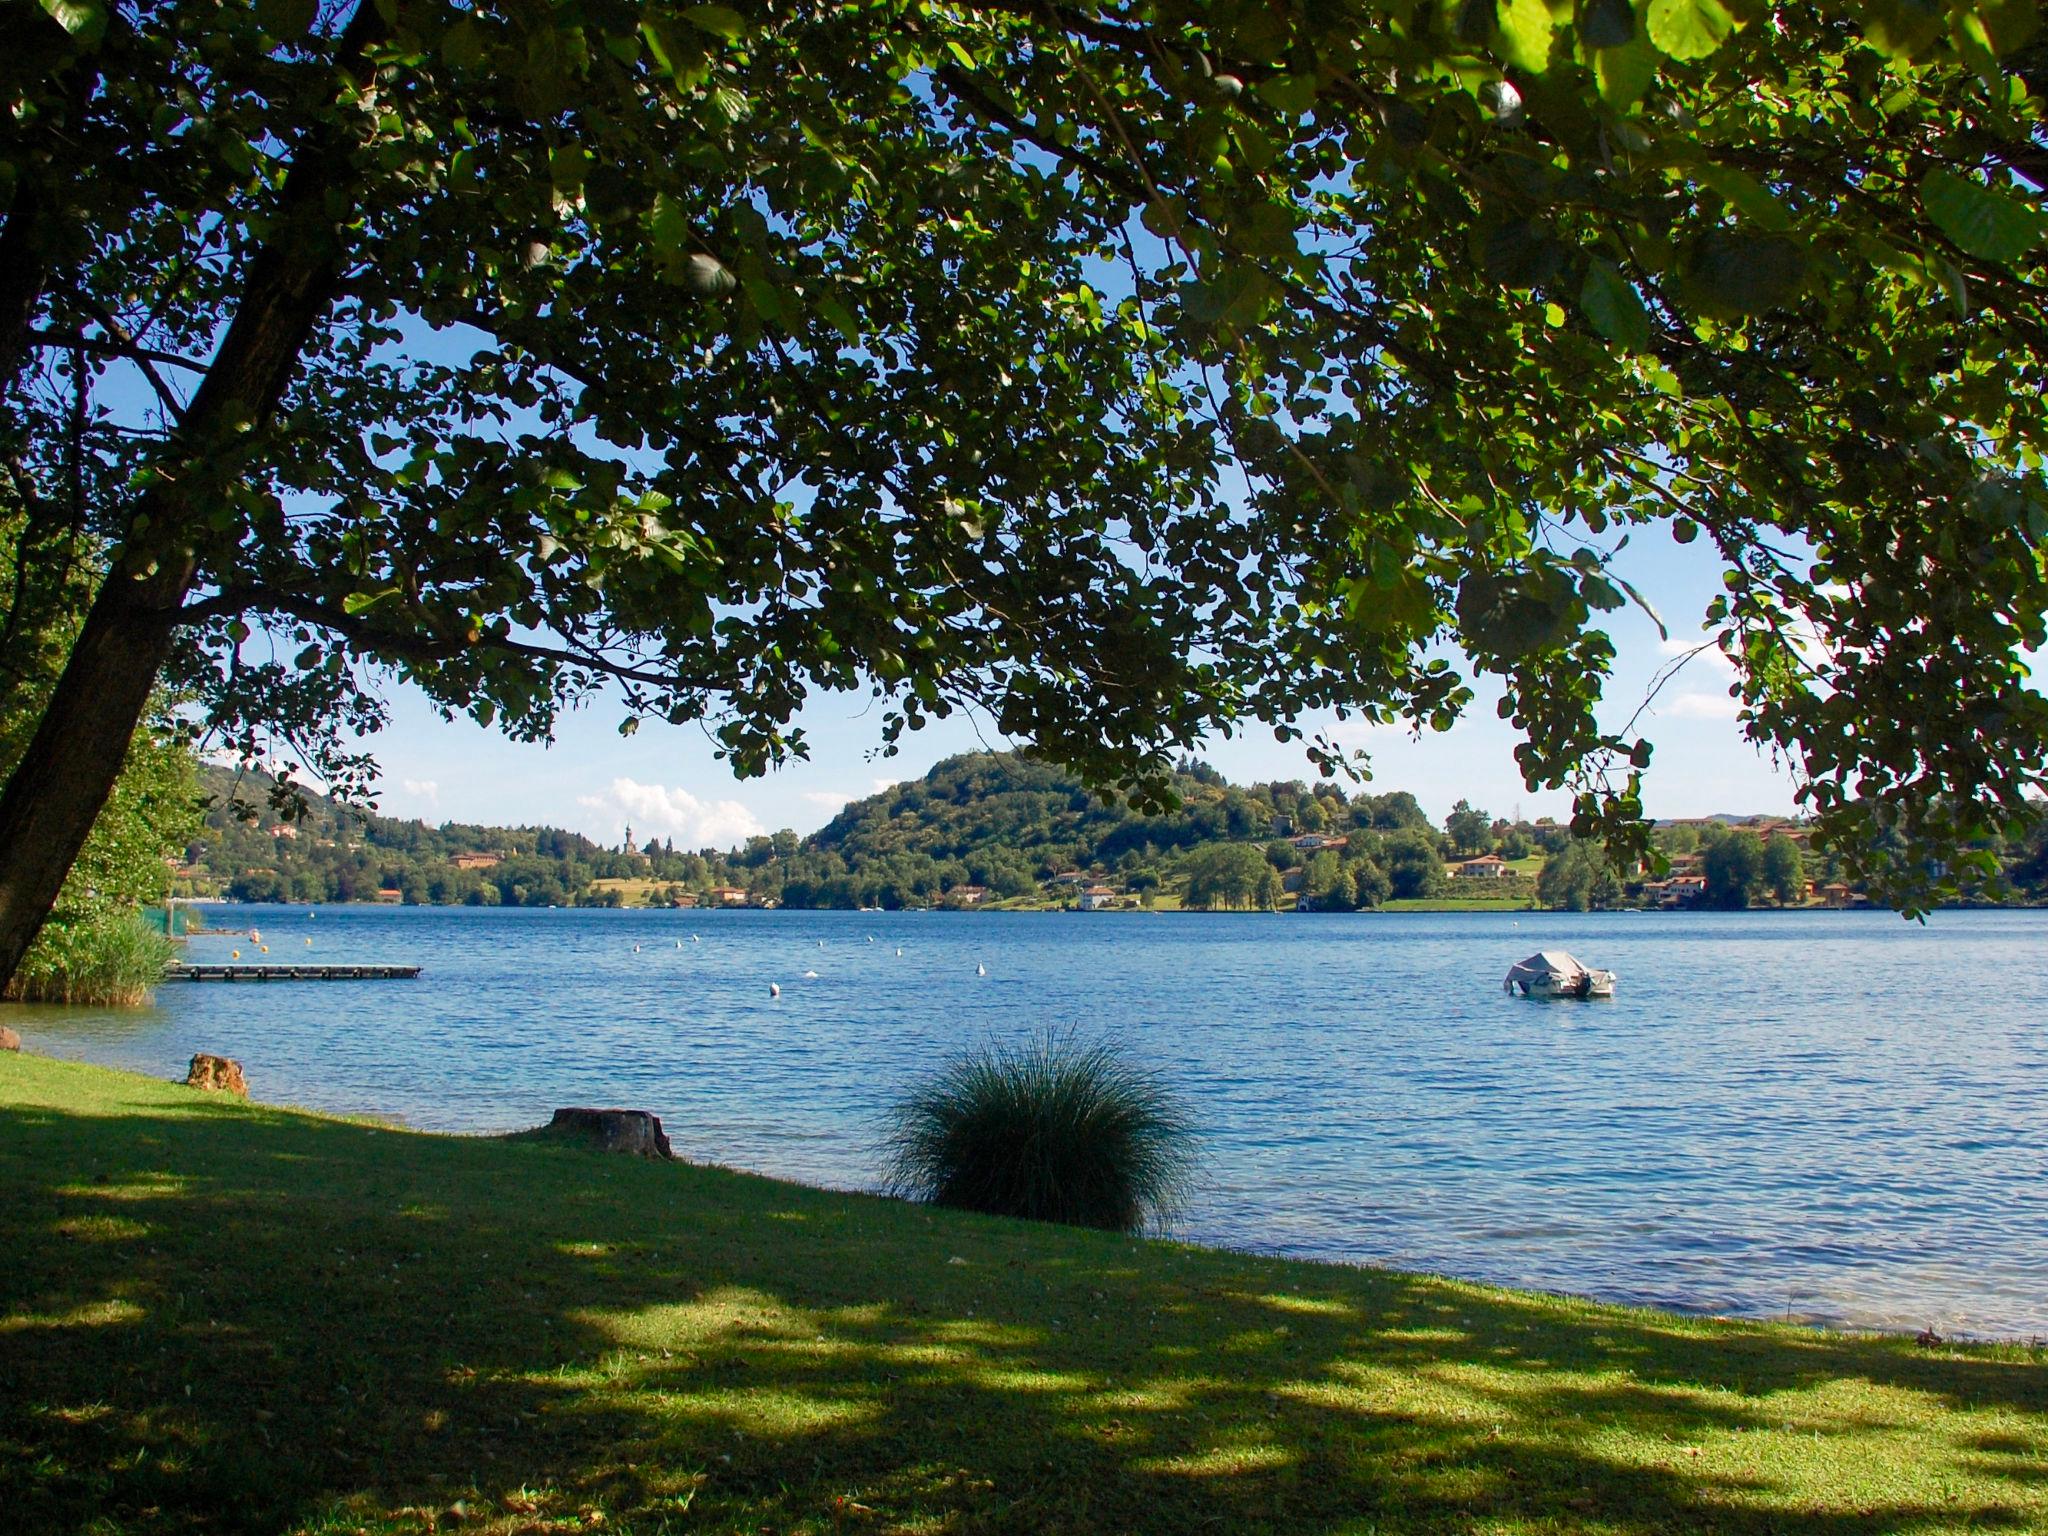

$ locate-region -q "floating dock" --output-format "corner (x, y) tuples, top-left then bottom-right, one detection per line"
(165, 964), (421, 983)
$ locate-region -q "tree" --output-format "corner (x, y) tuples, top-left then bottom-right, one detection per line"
(1382, 830), (1443, 902)
(1702, 831), (1767, 910)
(1302, 849), (1350, 911)
(1349, 858), (1392, 910)
(1182, 843), (1268, 911)
(1762, 836), (1807, 907)
(0, 512), (198, 1000)
(1445, 800), (1494, 857)
(1537, 841), (1618, 913)
(6, 4), (2048, 983)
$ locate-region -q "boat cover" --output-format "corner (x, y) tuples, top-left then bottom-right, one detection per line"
(1503, 950), (1591, 990)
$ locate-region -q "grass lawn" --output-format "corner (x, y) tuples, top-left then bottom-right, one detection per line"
(586, 879), (677, 906)
(5, 1053), (2046, 1535)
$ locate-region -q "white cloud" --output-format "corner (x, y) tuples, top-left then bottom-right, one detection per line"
(1657, 635), (1737, 677)
(401, 778), (440, 804)
(1664, 691), (1743, 720)
(872, 777), (902, 793)
(577, 777), (764, 848)
(802, 790), (854, 810)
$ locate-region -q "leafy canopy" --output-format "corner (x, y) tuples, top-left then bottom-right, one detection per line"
(6, 0), (2048, 911)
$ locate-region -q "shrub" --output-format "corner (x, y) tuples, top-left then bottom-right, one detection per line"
(7, 909), (175, 1006)
(881, 1032), (1196, 1233)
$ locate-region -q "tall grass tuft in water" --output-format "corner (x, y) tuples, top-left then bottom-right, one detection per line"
(6, 910), (175, 1006)
(881, 1032), (1196, 1234)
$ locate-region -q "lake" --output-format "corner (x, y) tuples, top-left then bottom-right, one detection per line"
(10, 904), (2046, 1337)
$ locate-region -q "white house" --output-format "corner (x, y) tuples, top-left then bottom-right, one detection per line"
(1452, 855), (1509, 879)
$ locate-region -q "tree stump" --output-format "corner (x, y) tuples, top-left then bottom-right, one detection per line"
(185, 1053), (247, 1096)
(534, 1107), (675, 1159)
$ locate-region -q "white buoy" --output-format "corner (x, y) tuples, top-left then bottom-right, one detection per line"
(769, 982), (781, 998)
(818, 939), (825, 949)
(804, 969), (819, 979)
(896, 947), (903, 957)
(633, 944), (642, 953)
(306, 937), (313, 946)
(976, 962), (987, 977)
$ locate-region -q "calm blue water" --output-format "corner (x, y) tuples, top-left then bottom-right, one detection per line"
(9, 904), (2047, 1337)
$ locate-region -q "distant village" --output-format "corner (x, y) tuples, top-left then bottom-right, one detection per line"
(171, 747), (1960, 914)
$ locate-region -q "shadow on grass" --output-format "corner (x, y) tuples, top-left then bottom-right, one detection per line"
(3, 1083), (2046, 1535)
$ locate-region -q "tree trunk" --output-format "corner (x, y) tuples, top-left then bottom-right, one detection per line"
(0, 555), (193, 984)
(0, 4), (382, 989)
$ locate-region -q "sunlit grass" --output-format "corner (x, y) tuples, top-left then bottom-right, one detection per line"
(4, 1051), (2047, 1535)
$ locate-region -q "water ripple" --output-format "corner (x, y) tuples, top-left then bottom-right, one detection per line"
(11, 904), (2048, 1337)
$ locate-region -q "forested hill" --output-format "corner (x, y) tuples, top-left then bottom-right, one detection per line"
(179, 752), (2048, 912)
(181, 752), (1464, 909)
(803, 753), (1447, 897)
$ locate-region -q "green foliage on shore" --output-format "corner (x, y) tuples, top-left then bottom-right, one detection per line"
(7, 1052), (2048, 1535)
(6, 910), (173, 1007)
(187, 750), (2048, 915)
(0, 515), (197, 1004)
(192, 752), (1462, 911)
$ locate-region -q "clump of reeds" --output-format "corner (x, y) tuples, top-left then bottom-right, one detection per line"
(6, 910), (174, 1006)
(880, 1031), (1196, 1234)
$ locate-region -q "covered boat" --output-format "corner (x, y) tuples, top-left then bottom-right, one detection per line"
(1503, 950), (1616, 999)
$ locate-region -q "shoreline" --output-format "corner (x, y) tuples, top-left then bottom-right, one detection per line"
(3, 1047), (2033, 1346)
(6, 1049), (2047, 1535)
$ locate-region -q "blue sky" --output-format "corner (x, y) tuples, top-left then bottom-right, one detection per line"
(356, 520), (1796, 847)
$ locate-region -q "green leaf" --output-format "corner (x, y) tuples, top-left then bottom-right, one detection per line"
(1920, 168), (2047, 262)
(1580, 257), (1653, 350)
(1682, 231), (1805, 315)
(944, 39), (978, 72)
(650, 192), (689, 256)
(684, 4), (747, 40)
(1593, 36), (1658, 106)
(1967, 0), (2040, 54)
(341, 588), (400, 616)
(1694, 161), (1792, 231)
(683, 252), (736, 296)
(815, 292), (859, 342)
(255, 0), (317, 37)
(1860, 0), (1946, 60)
(1497, 0), (1560, 70)
(1255, 72), (1320, 115)
(1646, 0), (1736, 59)
(441, 17), (486, 70)
(1579, 0), (1637, 47)
(37, 0), (105, 44)
(550, 144), (588, 201)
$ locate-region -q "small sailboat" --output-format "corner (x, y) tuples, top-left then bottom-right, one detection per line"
(975, 962), (987, 977)
(1503, 950), (1616, 999)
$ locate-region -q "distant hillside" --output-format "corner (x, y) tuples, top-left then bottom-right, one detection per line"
(181, 750), (2036, 913)
(795, 752), (1459, 905)
(178, 751), (1493, 910)
(183, 764), (641, 907)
